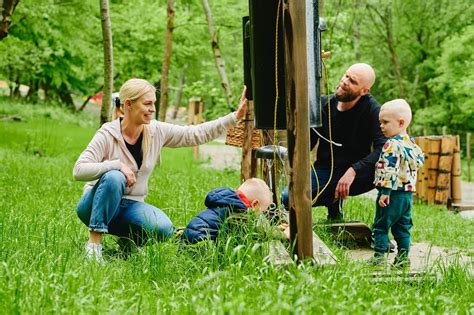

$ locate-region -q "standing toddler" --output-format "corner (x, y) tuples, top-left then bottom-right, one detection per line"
(370, 99), (424, 267)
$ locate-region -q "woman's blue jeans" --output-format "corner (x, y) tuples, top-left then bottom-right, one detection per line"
(76, 170), (174, 246)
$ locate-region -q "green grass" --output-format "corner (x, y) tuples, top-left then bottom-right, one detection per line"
(461, 159), (473, 182)
(1, 99), (473, 313)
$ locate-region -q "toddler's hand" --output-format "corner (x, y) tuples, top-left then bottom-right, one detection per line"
(378, 194), (390, 207)
(278, 223), (290, 240)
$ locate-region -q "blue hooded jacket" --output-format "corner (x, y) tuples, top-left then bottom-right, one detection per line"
(182, 187), (248, 244)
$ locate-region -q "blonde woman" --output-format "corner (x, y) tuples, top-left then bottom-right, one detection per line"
(73, 78), (248, 261)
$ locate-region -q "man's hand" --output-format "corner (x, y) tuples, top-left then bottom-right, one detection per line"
(235, 85), (248, 120)
(335, 167), (356, 199)
(378, 194), (390, 207)
(119, 162), (136, 188)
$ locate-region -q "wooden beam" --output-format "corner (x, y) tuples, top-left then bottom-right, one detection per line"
(241, 101), (257, 181)
(283, 0), (313, 260)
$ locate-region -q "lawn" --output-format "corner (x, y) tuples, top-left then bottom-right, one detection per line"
(0, 99), (473, 314)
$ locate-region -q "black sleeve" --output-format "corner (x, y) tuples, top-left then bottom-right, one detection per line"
(351, 103), (386, 174)
(310, 95), (329, 150)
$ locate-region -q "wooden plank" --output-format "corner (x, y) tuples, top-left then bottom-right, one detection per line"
(368, 271), (437, 284)
(435, 136), (455, 205)
(241, 100), (256, 182)
(451, 135), (462, 203)
(324, 222), (372, 244)
(449, 203), (474, 211)
(415, 137), (429, 202)
(266, 233), (337, 268)
(312, 232), (337, 266)
(284, 0), (313, 260)
(266, 240), (293, 267)
(427, 137), (441, 203)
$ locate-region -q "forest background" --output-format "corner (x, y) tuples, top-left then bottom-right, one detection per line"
(0, 0), (473, 139)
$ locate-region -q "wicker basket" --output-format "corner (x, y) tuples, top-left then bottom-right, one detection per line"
(225, 119), (261, 149)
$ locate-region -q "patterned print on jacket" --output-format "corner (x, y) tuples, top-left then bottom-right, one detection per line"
(374, 135), (425, 192)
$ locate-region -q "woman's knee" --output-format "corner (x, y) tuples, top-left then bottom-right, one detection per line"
(156, 219), (175, 240)
(100, 170), (126, 190)
(132, 204), (175, 240)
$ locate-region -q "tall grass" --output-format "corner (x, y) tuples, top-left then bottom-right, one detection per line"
(0, 99), (473, 313)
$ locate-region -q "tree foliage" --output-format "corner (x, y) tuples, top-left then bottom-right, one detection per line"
(322, 0), (473, 135)
(0, 0), (472, 133)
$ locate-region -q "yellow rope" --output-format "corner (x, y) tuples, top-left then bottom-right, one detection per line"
(272, 0), (282, 213)
(312, 58), (335, 205)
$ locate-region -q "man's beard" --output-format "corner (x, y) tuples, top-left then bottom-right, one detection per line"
(335, 85), (358, 102)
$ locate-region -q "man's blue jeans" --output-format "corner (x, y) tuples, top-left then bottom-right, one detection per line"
(76, 170), (174, 245)
(282, 167), (375, 209)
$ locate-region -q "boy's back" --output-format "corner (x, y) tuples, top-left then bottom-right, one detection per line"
(182, 187), (248, 244)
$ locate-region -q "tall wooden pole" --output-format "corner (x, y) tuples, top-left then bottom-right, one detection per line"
(100, 0), (113, 125)
(467, 133), (471, 182)
(158, 0), (174, 122)
(241, 101), (257, 182)
(283, 0), (313, 260)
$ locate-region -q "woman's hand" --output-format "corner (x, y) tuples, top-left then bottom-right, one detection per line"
(235, 85), (248, 120)
(119, 162), (136, 188)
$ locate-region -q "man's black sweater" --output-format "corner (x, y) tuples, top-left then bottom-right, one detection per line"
(310, 94), (386, 175)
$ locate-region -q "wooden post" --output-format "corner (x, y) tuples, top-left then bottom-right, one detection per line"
(442, 126), (447, 135)
(188, 98), (203, 159)
(468, 133), (471, 182)
(187, 98), (196, 125)
(415, 137), (429, 202)
(451, 135), (462, 204)
(427, 136), (441, 204)
(434, 136), (455, 205)
(241, 101), (257, 181)
(283, 0), (313, 260)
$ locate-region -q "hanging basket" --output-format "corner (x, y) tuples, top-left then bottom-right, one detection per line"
(225, 119), (261, 149)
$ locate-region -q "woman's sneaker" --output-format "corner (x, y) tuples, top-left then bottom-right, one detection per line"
(85, 242), (103, 263)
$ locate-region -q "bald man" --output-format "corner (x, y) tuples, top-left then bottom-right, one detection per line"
(283, 63), (386, 220)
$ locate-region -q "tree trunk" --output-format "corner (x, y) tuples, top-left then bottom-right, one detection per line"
(58, 83), (75, 111)
(171, 65), (186, 119)
(158, 0), (174, 122)
(0, 0), (20, 40)
(367, 3), (405, 98)
(26, 78), (39, 103)
(351, 0), (361, 61)
(100, 0), (114, 125)
(201, 0), (233, 109)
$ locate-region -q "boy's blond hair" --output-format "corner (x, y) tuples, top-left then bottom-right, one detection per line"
(381, 99), (413, 126)
(238, 178), (273, 213)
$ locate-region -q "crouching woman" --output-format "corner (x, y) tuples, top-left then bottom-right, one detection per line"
(73, 78), (247, 261)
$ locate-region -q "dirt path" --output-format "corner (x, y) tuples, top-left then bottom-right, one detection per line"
(348, 242), (473, 274)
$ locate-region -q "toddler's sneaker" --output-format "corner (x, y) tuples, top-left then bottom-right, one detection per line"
(366, 255), (386, 266)
(392, 255), (411, 270)
(85, 242), (103, 263)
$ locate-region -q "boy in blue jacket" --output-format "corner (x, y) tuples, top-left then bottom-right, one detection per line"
(182, 178), (274, 244)
(369, 99), (424, 267)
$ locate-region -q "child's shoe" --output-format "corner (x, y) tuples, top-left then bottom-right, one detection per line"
(392, 255), (411, 270)
(85, 242), (103, 263)
(366, 255), (386, 266)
